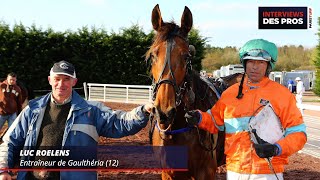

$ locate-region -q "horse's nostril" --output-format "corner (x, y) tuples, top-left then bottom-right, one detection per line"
(152, 107), (156, 114)
(155, 108), (176, 124)
(159, 112), (167, 124)
(167, 108), (176, 120)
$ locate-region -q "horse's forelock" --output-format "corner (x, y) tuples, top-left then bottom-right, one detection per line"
(153, 22), (184, 46)
(146, 22), (186, 60)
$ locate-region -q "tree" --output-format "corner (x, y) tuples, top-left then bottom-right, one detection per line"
(188, 28), (207, 71)
(202, 45), (239, 71)
(313, 17), (320, 96)
(0, 22), (207, 95)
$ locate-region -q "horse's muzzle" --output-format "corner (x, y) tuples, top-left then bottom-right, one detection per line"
(152, 107), (176, 126)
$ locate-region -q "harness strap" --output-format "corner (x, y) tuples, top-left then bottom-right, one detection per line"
(200, 76), (221, 99)
(149, 115), (156, 144)
(164, 126), (193, 135)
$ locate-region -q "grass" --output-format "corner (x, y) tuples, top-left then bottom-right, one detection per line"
(303, 99), (320, 103)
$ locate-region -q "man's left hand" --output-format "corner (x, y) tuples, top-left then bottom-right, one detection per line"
(254, 143), (279, 158)
(143, 103), (153, 116)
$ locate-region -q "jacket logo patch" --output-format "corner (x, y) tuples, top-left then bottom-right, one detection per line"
(60, 63), (69, 69)
(259, 99), (270, 106)
(101, 112), (108, 120)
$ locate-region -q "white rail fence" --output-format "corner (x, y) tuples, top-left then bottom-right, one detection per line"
(302, 104), (320, 111)
(83, 82), (320, 110)
(84, 83), (152, 104)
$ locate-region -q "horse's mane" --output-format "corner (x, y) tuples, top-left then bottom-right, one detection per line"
(221, 72), (243, 83)
(190, 72), (243, 111)
(145, 21), (184, 60)
(190, 71), (217, 111)
(188, 70), (230, 166)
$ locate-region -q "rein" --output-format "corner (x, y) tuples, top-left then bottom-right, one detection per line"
(153, 76), (225, 135)
(156, 120), (193, 135)
(148, 29), (193, 142)
(151, 26), (192, 108)
(149, 72), (229, 153)
(148, 27), (227, 153)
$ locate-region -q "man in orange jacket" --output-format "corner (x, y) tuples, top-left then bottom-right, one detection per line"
(185, 39), (307, 180)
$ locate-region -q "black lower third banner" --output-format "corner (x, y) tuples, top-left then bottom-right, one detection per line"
(14, 146), (188, 170)
(259, 7), (309, 29)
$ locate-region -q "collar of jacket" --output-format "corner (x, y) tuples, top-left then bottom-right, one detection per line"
(244, 76), (270, 91)
(2, 80), (19, 88)
(28, 90), (89, 112)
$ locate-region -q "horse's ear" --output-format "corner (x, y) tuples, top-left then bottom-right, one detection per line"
(181, 6), (193, 34)
(189, 45), (196, 56)
(151, 4), (163, 31)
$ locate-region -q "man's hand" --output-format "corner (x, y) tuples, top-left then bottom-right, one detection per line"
(184, 110), (200, 126)
(143, 103), (153, 116)
(254, 143), (279, 158)
(0, 172), (12, 180)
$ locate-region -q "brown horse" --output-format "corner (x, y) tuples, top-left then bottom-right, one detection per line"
(146, 4), (242, 180)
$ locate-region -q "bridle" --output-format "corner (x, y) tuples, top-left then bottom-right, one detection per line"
(149, 28), (221, 153)
(151, 30), (192, 108)
(148, 28), (193, 135)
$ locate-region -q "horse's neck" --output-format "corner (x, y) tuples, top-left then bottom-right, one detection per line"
(172, 105), (188, 129)
(171, 72), (219, 129)
(191, 72), (215, 111)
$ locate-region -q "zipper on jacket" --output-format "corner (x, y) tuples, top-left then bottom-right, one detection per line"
(26, 125), (33, 136)
(27, 113), (39, 136)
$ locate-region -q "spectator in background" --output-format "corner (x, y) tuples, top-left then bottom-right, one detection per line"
(295, 77), (305, 114)
(0, 72), (23, 129)
(0, 60), (153, 180)
(287, 79), (294, 93)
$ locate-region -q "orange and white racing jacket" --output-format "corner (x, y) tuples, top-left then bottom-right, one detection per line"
(198, 76), (307, 174)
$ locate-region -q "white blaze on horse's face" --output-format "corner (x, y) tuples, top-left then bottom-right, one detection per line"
(150, 4), (193, 122)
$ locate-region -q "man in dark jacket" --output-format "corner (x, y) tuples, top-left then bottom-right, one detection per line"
(0, 72), (23, 130)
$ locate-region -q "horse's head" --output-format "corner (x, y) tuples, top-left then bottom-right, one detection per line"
(147, 4), (193, 128)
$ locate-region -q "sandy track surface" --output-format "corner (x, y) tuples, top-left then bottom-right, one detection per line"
(99, 102), (320, 180)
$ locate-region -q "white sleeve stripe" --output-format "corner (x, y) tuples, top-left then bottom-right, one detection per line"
(206, 109), (224, 131)
(71, 124), (99, 142)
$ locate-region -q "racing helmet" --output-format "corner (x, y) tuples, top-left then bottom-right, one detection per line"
(239, 39), (278, 69)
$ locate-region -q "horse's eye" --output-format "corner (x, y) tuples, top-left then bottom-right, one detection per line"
(151, 48), (159, 63)
(153, 48), (159, 56)
(151, 54), (158, 63)
(181, 52), (190, 61)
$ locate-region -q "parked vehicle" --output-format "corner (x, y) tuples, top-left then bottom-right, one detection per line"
(269, 70), (315, 91)
(213, 64), (244, 78)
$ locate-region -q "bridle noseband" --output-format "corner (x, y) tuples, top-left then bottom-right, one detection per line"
(151, 34), (192, 107)
(149, 28), (193, 136)
(148, 35), (224, 152)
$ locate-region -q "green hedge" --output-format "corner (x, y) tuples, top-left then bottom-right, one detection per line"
(0, 22), (206, 96)
(314, 17), (320, 96)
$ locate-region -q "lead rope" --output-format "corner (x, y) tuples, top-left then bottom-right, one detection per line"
(187, 76), (218, 156)
(148, 112), (156, 144)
